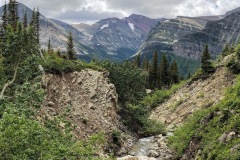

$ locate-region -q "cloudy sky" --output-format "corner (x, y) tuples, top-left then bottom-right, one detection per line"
(0, 0), (240, 24)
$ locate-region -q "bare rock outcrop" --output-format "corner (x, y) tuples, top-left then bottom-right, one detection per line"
(151, 66), (235, 130)
(39, 69), (120, 140)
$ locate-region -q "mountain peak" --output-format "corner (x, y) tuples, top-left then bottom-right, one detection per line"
(225, 7), (240, 16)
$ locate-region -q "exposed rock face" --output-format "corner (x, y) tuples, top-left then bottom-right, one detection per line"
(39, 69), (119, 140)
(73, 14), (160, 60)
(151, 66), (235, 130)
(136, 15), (220, 57)
(136, 8), (240, 71)
(174, 11), (240, 60)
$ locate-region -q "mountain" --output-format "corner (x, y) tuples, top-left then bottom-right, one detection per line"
(134, 7), (240, 76)
(0, 3), (107, 61)
(73, 14), (161, 60)
(136, 15), (222, 58)
(173, 10), (240, 60)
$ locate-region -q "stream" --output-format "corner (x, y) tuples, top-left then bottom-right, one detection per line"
(117, 133), (173, 160)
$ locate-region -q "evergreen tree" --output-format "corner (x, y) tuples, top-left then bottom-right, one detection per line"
(66, 32), (76, 60)
(47, 38), (52, 53)
(23, 11), (28, 29)
(136, 53), (141, 68)
(36, 8), (40, 44)
(236, 47), (240, 60)
(2, 2), (8, 29)
(201, 45), (214, 75)
(222, 43), (229, 57)
(143, 56), (148, 71)
(1, 22), (40, 99)
(8, 0), (19, 31)
(187, 71), (191, 79)
(57, 48), (61, 57)
(159, 53), (169, 87)
(30, 8), (36, 27)
(229, 44), (235, 54)
(149, 50), (158, 88)
(170, 60), (179, 84)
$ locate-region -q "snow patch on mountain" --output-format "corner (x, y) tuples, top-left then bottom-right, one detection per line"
(101, 23), (109, 30)
(128, 23), (135, 31)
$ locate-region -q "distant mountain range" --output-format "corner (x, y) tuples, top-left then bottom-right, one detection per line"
(1, 3), (240, 75)
(72, 14), (161, 60)
(136, 7), (240, 61)
(0, 3), (160, 61)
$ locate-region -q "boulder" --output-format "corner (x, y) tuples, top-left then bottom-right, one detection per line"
(148, 150), (159, 158)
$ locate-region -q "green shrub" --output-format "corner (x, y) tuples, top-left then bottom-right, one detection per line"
(226, 57), (240, 74)
(140, 119), (167, 136)
(112, 130), (121, 144)
(98, 61), (146, 105)
(0, 113), (106, 160)
(142, 80), (186, 108)
(169, 75), (240, 159)
(42, 54), (103, 74)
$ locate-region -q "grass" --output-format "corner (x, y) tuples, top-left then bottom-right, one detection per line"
(142, 80), (187, 109)
(168, 75), (240, 159)
(42, 53), (104, 74)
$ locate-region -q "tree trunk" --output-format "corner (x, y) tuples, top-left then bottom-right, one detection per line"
(0, 65), (18, 100)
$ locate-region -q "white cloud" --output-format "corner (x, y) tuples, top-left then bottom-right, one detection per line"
(0, 0), (240, 23)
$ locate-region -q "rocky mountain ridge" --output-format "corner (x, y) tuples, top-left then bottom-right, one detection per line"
(0, 3), (159, 61)
(73, 14), (160, 60)
(136, 7), (240, 63)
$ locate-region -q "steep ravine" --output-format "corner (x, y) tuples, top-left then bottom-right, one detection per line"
(118, 65), (235, 160)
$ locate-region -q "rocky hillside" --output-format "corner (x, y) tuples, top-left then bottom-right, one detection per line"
(38, 69), (134, 152)
(174, 10), (240, 60)
(136, 15), (221, 57)
(135, 7), (240, 76)
(73, 14), (160, 60)
(151, 65), (235, 131)
(118, 56), (236, 160)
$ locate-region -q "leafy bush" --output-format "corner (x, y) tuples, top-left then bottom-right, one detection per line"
(169, 75), (240, 159)
(142, 81), (186, 108)
(0, 79), (44, 117)
(98, 61), (146, 105)
(42, 54), (103, 74)
(226, 56), (240, 74)
(112, 130), (121, 144)
(0, 113), (106, 160)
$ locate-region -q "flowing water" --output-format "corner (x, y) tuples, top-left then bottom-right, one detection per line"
(129, 137), (155, 156)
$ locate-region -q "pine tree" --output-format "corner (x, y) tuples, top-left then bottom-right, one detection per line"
(8, 0), (19, 31)
(170, 60), (179, 84)
(136, 53), (141, 68)
(187, 71), (191, 79)
(201, 45), (214, 75)
(66, 32), (76, 60)
(57, 49), (61, 57)
(2, 2), (8, 29)
(36, 8), (40, 44)
(30, 8), (36, 27)
(47, 38), (52, 53)
(236, 47), (240, 60)
(149, 50), (158, 88)
(143, 56), (148, 70)
(23, 11), (28, 29)
(222, 43), (229, 57)
(159, 53), (169, 87)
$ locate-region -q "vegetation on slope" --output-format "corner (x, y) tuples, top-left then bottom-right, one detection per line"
(168, 44), (240, 160)
(0, 1), (108, 159)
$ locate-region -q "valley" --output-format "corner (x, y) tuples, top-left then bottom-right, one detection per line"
(0, 0), (240, 160)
